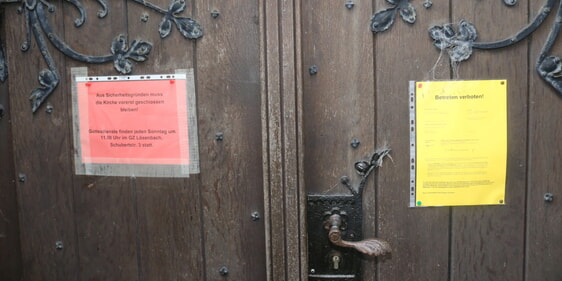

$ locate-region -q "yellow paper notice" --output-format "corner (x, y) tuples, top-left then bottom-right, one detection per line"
(414, 80), (507, 206)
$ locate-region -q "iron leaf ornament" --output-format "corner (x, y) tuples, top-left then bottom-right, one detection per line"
(111, 35), (153, 75)
(428, 20), (478, 65)
(371, 0), (417, 33)
(0, 0), (203, 113)
(158, 0), (203, 39)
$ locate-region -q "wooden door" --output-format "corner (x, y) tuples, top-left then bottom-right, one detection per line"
(0, 1), (266, 280)
(1, 1), (562, 281)
(293, 0), (562, 280)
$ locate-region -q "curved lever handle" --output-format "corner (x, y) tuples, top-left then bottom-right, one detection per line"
(327, 214), (391, 256)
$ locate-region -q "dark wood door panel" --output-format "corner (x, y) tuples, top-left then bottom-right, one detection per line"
(63, 3), (140, 281)
(374, 1), (451, 280)
(1, 0), (265, 280)
(527, 1), (562, 281)
(448, 2), (528, 281)
(0, 8), (22, 281)
(300, 0), (558, 280)
(5, 1), (80, 280)
(195, 0), (265, 279)
(301, 0), (376, 196)
(2, 1), (562, 280)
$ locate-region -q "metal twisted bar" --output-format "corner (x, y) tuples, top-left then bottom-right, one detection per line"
(473, 0), (556, 49)
(35, 4), (113, 63)
(28, 5), (59, 112)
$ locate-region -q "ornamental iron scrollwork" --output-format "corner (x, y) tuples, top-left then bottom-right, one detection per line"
(370, 0), (562, 96)
(371, 0), (518, 33)
(427, 0), (562, 95)
(340, 148), (392, 196)
(0, 0), (203, 112)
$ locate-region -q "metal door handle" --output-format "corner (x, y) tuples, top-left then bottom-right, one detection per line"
(327, 213), (391, 256)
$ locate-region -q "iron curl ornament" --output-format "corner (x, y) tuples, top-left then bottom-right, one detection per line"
(371, 0), (519, 33)
(0, 0), (203, 112)
(371, 0), (562, 96)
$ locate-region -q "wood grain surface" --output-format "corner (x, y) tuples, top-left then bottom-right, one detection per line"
(0, 1), (561, 280)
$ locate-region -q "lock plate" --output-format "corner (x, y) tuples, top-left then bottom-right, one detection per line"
(307, 194), (363, 280)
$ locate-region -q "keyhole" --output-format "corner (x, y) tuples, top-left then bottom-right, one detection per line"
(332, 255), (341, 270)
